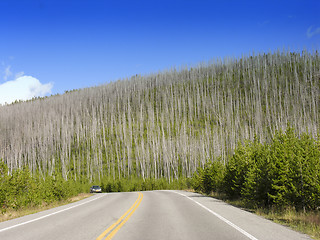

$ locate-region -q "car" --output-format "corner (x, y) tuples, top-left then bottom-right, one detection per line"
(90, 185), (102, 193)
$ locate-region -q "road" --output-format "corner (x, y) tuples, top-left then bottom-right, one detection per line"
(0, 190), (312, 240)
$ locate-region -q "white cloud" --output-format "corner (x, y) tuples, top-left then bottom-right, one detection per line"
(0, 76), (53, 105)
(15, 71), (25, 79)
(3, 65), (12, 81)
(307, 26), (320, 38)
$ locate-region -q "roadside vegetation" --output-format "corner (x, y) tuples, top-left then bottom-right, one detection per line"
(0, 160), (90, 214)
(0, 193), (91, 223)
(0, 159), (186, 214)
(256, 208), (320, 240)
(190, 127), (320, 239)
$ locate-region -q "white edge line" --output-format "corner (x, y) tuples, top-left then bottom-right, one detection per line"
(0, 194), (106, 233)
(173, 191), (258, 240)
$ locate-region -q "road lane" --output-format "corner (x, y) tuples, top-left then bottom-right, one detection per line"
(97, 192), (143, 240)
(0, 191), (312, 240)
(0, 194), (106, 233)
(171, 191), (311, 240)
(0, 192), (140, 240)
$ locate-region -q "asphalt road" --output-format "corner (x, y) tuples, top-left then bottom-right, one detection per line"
(0, 190), (312, 240)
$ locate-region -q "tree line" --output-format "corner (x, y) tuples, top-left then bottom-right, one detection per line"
(0, 158), (186, 212)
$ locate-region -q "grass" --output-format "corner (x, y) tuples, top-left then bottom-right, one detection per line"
(0, 193), (92, 223)
(256, 208), (320, 240)
(195, 191), (319, 240)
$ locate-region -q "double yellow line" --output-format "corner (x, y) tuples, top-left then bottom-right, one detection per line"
(96, 192), (143, 240)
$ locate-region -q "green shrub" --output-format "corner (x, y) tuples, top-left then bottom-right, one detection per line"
(191, 127), (320, 210)
(191, 160), (224, 194)
(0, 161), (85, 212)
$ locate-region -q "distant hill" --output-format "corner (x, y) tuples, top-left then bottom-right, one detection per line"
(0, 50), (319, 182)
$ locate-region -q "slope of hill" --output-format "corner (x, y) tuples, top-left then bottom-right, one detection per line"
(0, 50), (319, 182)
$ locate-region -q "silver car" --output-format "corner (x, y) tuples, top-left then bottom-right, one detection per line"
(90, 185), (102, 193)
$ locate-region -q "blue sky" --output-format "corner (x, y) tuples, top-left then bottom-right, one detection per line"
(0, 0), (319, 104)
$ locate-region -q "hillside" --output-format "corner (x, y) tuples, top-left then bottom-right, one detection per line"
(0, 50), (319, 182)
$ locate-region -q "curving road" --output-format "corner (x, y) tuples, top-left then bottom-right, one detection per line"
(0, 190), (311, 240)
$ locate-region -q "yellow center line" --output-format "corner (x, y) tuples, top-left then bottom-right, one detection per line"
(96, 192), (143, 240)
